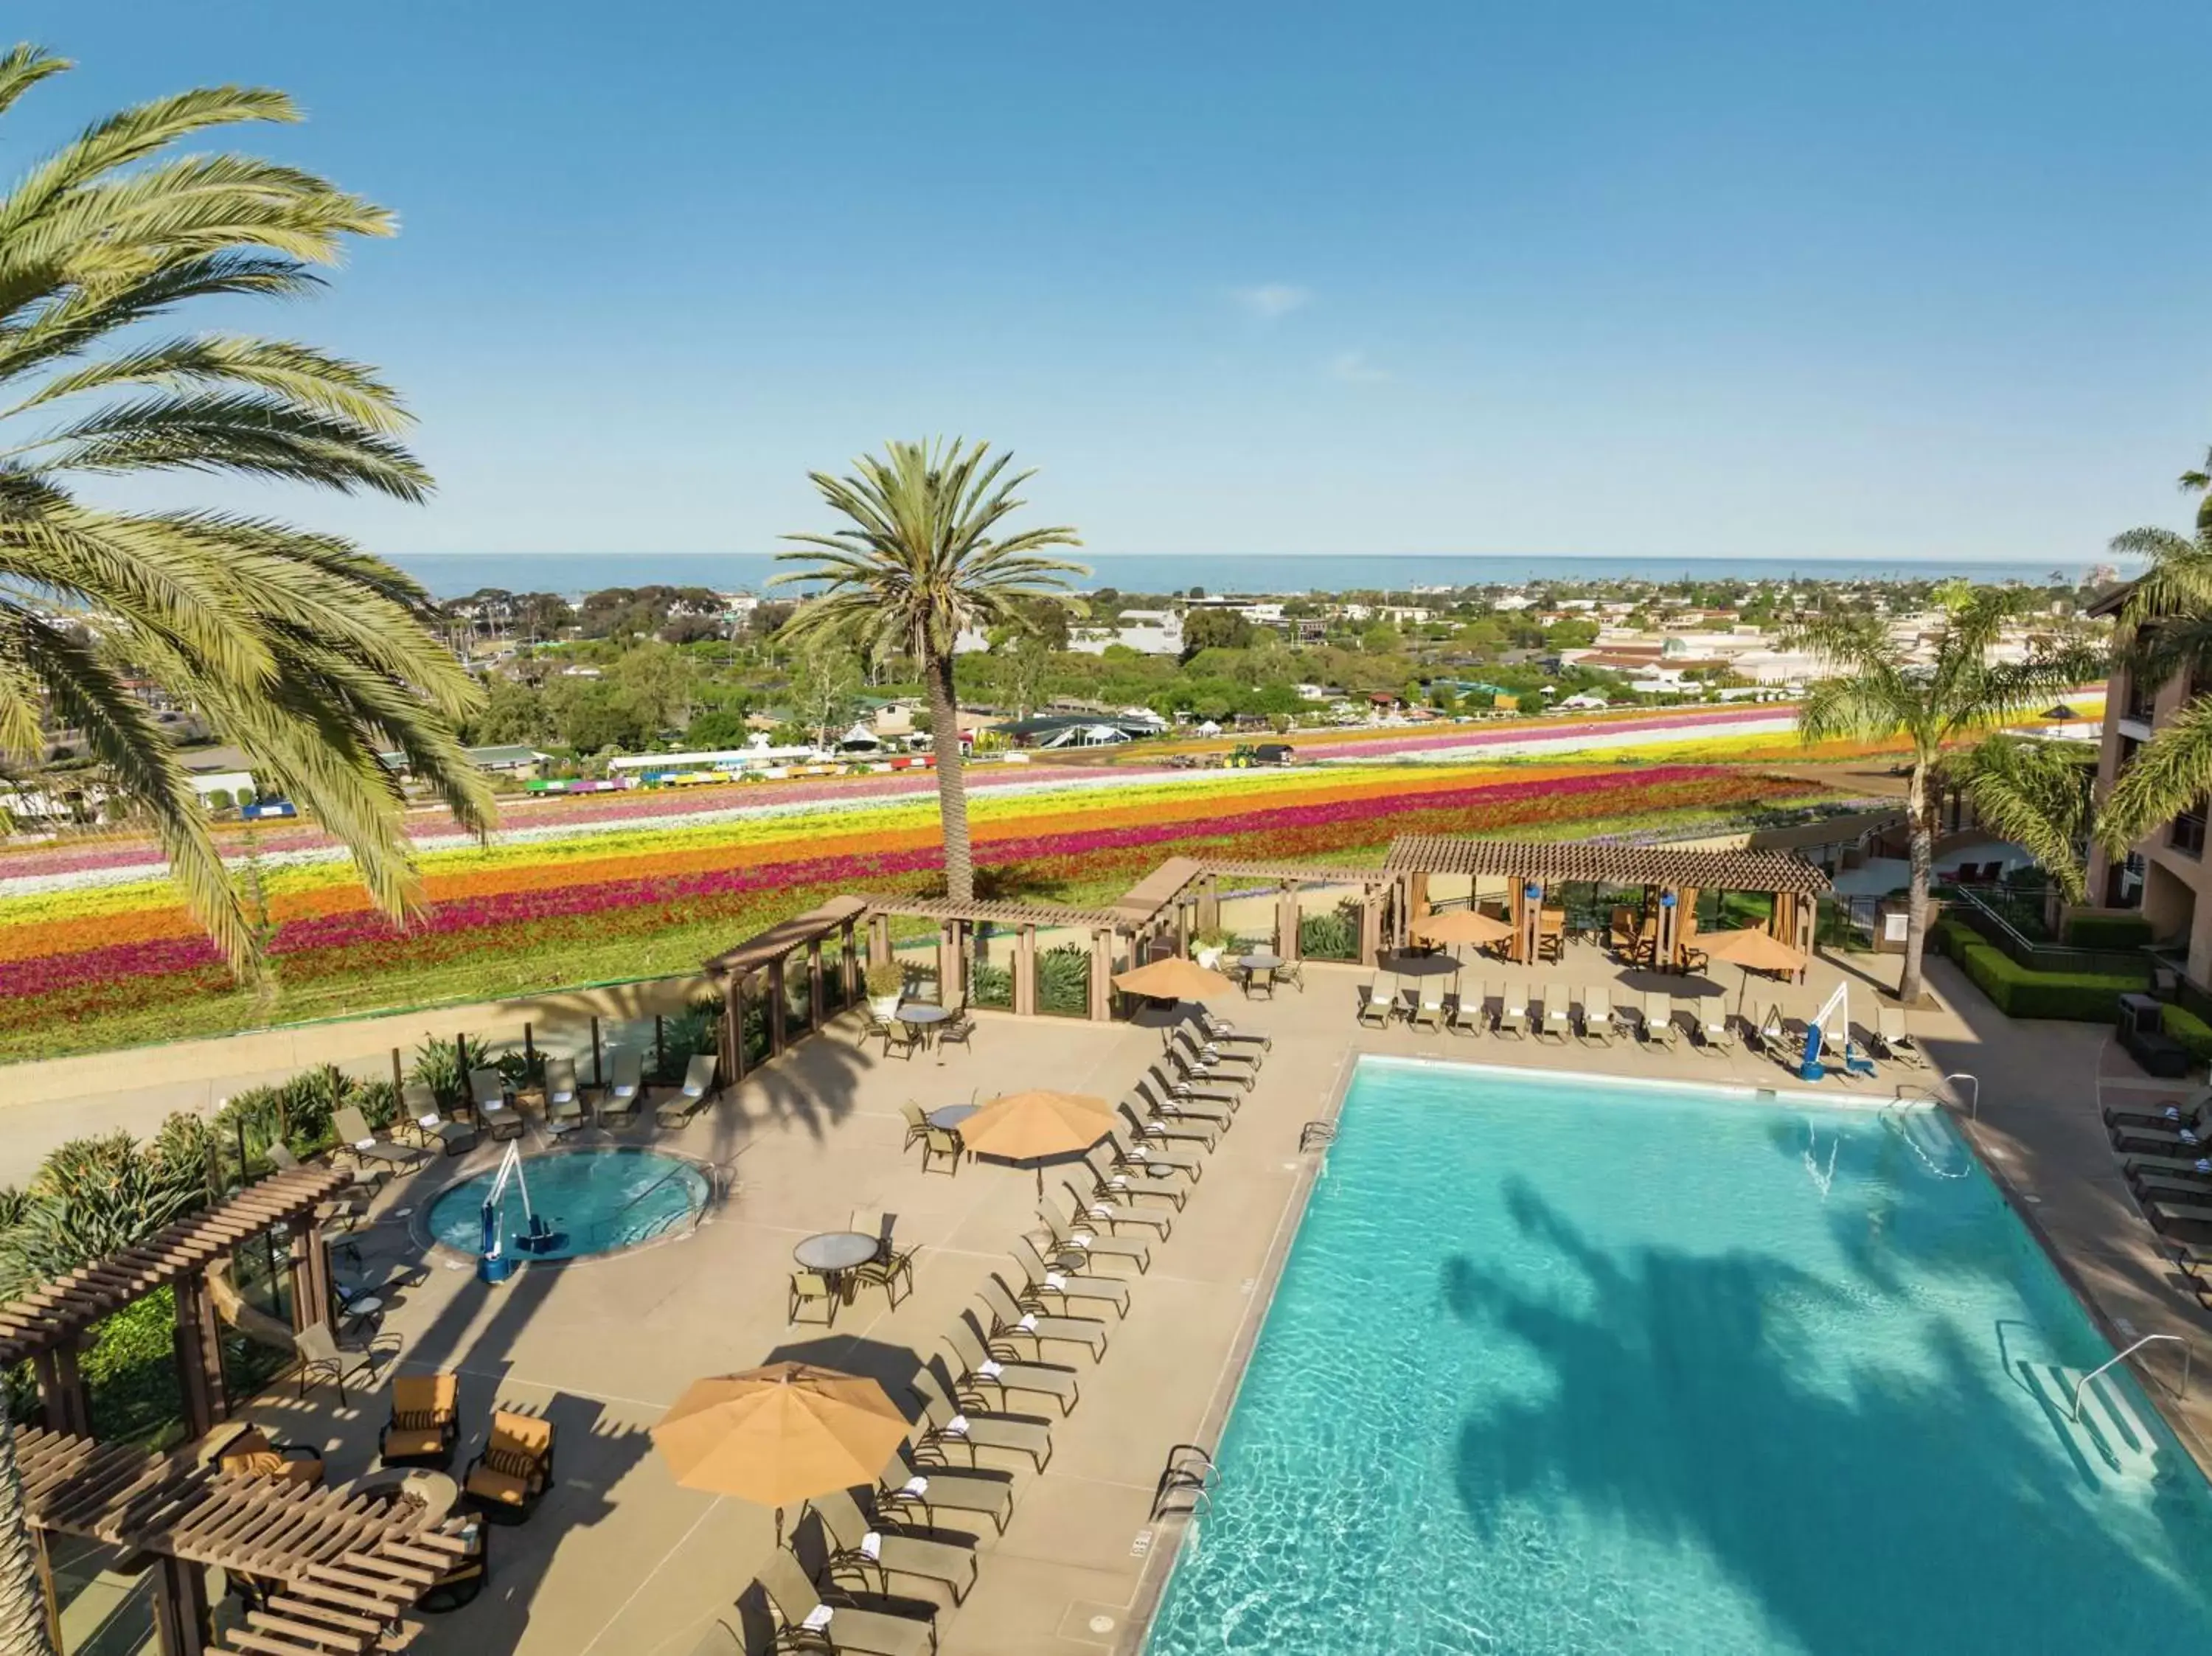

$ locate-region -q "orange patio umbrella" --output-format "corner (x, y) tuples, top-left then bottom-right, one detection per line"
(1112, 956), (1235, 1002)
(1700, 927), (1811, 1015)
(959, 1088), (1114, 1195)
(1412, 909), (1514, 947)
(652, 1362), (909, 1543)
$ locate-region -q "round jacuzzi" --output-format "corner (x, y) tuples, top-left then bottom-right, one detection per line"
(426, 1147), (709, 1263)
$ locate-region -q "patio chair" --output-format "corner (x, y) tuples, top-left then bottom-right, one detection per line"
(2124, 1152), (2212, 1183)
(1194, 1009), (1270, 1051)
(883, 1019), (923, 1062)
(1411, 984), (1447, 1032)
(788, 1267), (839, 1326)
(900, 1101), (931, 1152)
(1107, 1118), (1207, 1179)
(942, 1316), (1081, 1415)
(1009, 1234), (1132, 1319)
(1118, 1095), (1220, 1154)
(379, 1371), (460, 1469)
(808, 1483), (978, 1606)
(977, 1273), (1107, 1363)
(332, 1105), (428, 1175)
(542, 1057), (585, 1133)
(400, 1082), (478, 1157)
(1697, 1001), (1736, 1055)
(1581, 985), (1618, 1047)
(598, 1048), (644, 1126)
(1642, 992), (1680, 1051)
(1874, 1006), (1927, 1068)
(858, 1006), (894, 1047)
(655, 1052), (718, 1127)
(1537, 982), (1571, 1045)
(756, 1546), (939, 1656)
(1279, 959), (1305, 992)
(1747, 1003), (1787, 1057)
(911, 1358), (1052, 1471)
(1169, 1028), (1259, 1082)
(847, 1234), (917, 1309)
(936, 1009), (976, 1054)
(215, 1424), (324, 1488)
(464, 1410), (555, 1523)
(1082, 1142), (1186, 1211)
(1356, 973), (1393, 1028)
(920, 1124), (963, 1175)
(467, 1068), (525, 1141)
(2104, 1093), (2212, 1134)
(2108, 1117), (2212, 1157)
(1496, 982), (1529, 1039)
(878, 1441), (1015, 1535)
(1037, 1192), (1152, 1273)
(1059, 1175), (1172, 1241)
(2142, 1196), (2212, 1237)
(2131, 1170), (2212, 1208)
(1142, 1068), (1237, 1123)
(292, 1322), (378, 1405)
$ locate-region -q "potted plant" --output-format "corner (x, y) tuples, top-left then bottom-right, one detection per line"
(1192, 928), (1233, 971)
(864, 959), (905, 1017)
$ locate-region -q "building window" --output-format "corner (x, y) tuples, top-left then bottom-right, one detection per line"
(2172, 804), (2208, 859)
(2126, 673), (2158, 724)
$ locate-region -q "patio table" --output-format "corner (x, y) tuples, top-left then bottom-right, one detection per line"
(1237, 953), (1284, 973)
(897, 1003), (950, 1053)
(794, 1229), (884, 1304)
(928, 1104), (978, 1131)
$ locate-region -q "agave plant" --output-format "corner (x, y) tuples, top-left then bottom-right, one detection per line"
(408, 1033), (491, 1109)
(0, 1119), (212, 1300)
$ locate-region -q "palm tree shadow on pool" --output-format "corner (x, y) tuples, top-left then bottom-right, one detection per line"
(1439, 1178), (2212, 1654)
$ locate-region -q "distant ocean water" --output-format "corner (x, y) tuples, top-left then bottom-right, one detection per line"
(388, 551), (2123, 601)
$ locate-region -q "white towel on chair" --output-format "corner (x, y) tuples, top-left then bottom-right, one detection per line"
(1067, 1234), (1093, 1248)
(860, 1531), (883, 1561)
(978, 1360), (1003, 1379)
(1088, 1203), (1113, 1219)
(1043, 1271), (1067, 1290)
(354, 1137), (375, 1151)
(943, 1414), (970, 1436)
(803, 1606), (835, 1632)
(900, 1475), (929, 1497)
(1017, 1312), (1038, 1332)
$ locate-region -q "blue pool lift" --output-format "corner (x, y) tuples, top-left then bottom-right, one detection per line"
(476, 1142), (563, 1283)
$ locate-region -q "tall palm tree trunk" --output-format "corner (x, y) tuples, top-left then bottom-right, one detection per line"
(0, 1416), (56, 1656)
(1899, 754), (1935, 1006)
(926, 651), (974, 902)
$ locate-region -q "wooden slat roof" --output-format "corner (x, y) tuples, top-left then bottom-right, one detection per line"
(859, 896), (1121, 929)
(1382, 834), (1832, 896)
(1108, 856), (1204, 925)
(17, 1427), (468, 1655)
(1200, 861), (1394, 886)
(703, 894), (869, 975)
(0, 1167), (352, 1367)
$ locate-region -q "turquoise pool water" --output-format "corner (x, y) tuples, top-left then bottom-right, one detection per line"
(426, 1147), (707, 1262)
(1146, 1060), (2212, 1654)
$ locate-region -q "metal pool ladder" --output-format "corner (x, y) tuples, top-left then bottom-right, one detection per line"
(2073, 1333), (2192, 1423)
(1150, 1444), (1219, 1520)
(1298, 1121), (1337, 1152)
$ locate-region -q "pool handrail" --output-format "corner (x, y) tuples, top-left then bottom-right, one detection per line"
(2071, 1333), (2191, 1424)
(1891, 1072), (1980, 1119)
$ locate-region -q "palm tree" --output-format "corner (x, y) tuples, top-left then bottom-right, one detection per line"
(1793, 591), (2104, 1005)
(1942, 735), (2096, 903)
(773, 440), (1084, 901)
(2097, 518), (2212, 854)
(0, 46), (493, 975)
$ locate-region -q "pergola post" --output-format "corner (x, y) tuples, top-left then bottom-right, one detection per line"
(1358, 886), (1383, 965)
(1276, 882), (1302, 961)
(766, 958), (788, 1058)
(1512, 880), (1543, 965)
(1196, 877), (1220, 939)
(1014, 926), (1038, 1016)
(840, 918), (860, 1006)
(171, 1273), (225, 1442)
(727, 971), (748, 1082)
(49, 1346), (90, 1438)
(1089, 928), (1113, 1021)
(1655, 887), (1683, 973)
(807, 939), (825, 1028)
(1408, 870), (1432, 940)
(868, 913), (892, 969)
(150, 1554), (210, 1656)
(939, 921), (964, 1007)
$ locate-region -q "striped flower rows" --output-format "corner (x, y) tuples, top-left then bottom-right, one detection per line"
(2, 762), (1811, 1036)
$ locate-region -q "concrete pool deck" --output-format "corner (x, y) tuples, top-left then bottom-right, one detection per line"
(110, 942), (2212, 1655)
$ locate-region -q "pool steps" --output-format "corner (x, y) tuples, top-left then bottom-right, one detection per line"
(2019, 1362), (2163, 1481)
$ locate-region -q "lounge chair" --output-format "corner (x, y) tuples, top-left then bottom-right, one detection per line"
(942, 1317), (1080, 1416)
(2110, 1119), (2212, 1157)
(2132, 1171), (2212, 1208)
(1873, 1006), (1926, 1068)
(467, 1068), (524, 1141)
(2103, 1093), (2212, 1134)
(2143, 1195), (2212, 1236)
(1037, 1194), (1152, 1273)
(1748, 1003), (1787, 1057)
(788, 1268), (838, 1326)
(1496, 982), (1530, 1039)
(976, 1276), (1107, 1363)
(2124, 1152), (2212, 1183)
(401, 1082), (478, 1157)
(1117, 1096), (1219, 1153)
(1697, 1002), (1736, 1055)
(877, 1441), (1015, 1535)
(1169, 1029), (1259, 1083)
(1537, 982), (1571, 1045)
(1009, 1234), (1131, 1319)
(1058, 1175), (1172, 1241)
(590, 1048), (635, 1128)
(1411, 984), (1447, 1032)
(1107, 1121), (1206, 1182)
(1197, 1010), (1270, 1050)
(1643, 992), (1680, 1051)
(332, 1105), (427, 1175)
(1082, 1142), (1186, 1211)
(756, 1546), (939, 1656)
(1141, 1069), (1237, 1125)
(655, 1052), (717, 1127)
(911, 1359), (1051, 1472)
(541, 1057), (585, 1133)
(1356, 973), (1393, 1028)
(1580, 985), (1618, 1047)
(1448, 990), (1484, 1037)
(379, 1371), (460, 1469)
(809, 1483), (978, 1606)
(462, 1410), (555, 1523)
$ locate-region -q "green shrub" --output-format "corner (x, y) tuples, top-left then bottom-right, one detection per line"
(1954, 938), (2148, 1021)
(1298, 902), (1360, 962)
(653, 998), (723, 1085)
(82, 1291), (184, 1446)
(2064, 914), (2154, 950)
(970, 962), (1013, 1009)
(1037, 944), (1091, 1017)
(408, 1033), (493, 1109)
(2163, 1004), (2212, 1064)
(864, 959), (905, 998)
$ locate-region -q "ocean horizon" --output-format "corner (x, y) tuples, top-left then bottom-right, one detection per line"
(387, 550), (2126, 601)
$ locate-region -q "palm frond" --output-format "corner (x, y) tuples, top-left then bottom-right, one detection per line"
(1944, 737), (2094, 902)
(2098, 695), (2212, 855)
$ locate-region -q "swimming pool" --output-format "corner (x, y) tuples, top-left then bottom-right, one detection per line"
(426, 1147), (708, 1262)
(1145, 1059), (2212, 1654)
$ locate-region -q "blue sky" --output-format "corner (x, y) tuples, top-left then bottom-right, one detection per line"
(14, 1), (2212, 563)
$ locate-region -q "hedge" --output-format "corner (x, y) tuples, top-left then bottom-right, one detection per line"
(2164, 1004), (2212, 1065)
(2065, 914), (2155, 950)
(1953, 936), (2148, 1020)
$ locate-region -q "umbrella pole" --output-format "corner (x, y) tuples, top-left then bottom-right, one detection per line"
(776, 1504), (785, 1547)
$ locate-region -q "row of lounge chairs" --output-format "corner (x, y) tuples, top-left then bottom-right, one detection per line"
(749, 1023), (1253, 1651)
(2104, 1087), (2212, 1307)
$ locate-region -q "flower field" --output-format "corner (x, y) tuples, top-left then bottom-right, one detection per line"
(2, 761), (1827, 1060)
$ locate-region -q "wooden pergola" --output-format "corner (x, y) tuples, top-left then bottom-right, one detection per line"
(0, 1166), (352, 1447)
(701, 894), (872, 1080)
(16, 1424), (467, 1655)
(1382, 835), (1830, 967)
(857, 896), (1127, 1020)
